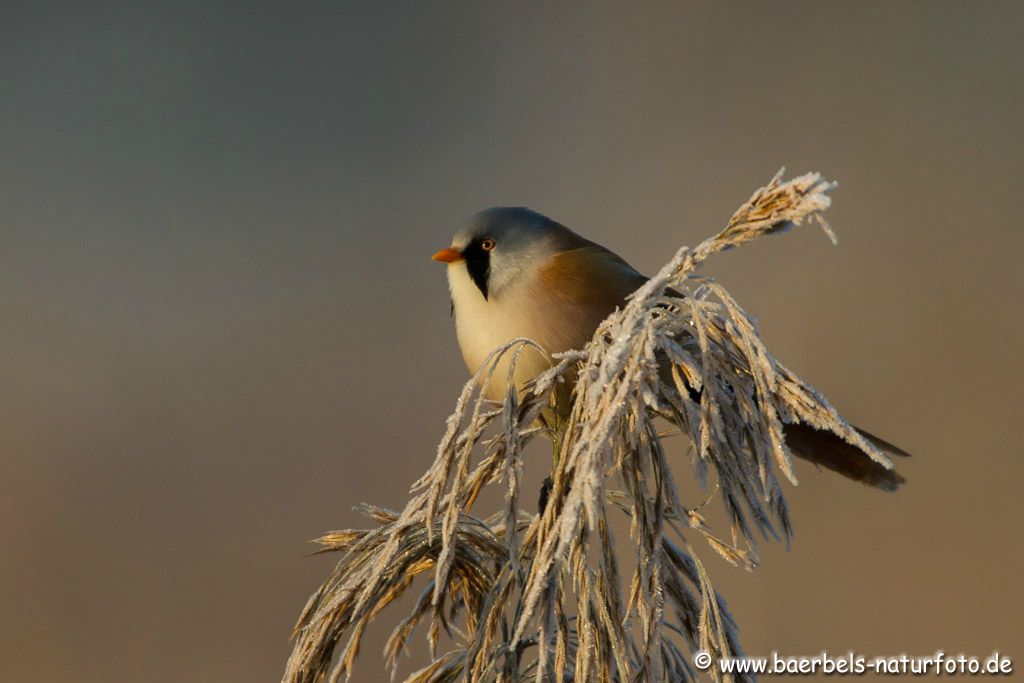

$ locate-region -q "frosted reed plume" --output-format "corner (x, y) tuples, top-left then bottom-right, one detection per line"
(284, 170), (896, 682)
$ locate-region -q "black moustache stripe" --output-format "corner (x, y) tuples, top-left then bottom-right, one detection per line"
(463, 241), (491, 299)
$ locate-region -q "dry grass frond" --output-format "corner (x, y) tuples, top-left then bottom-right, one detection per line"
(284, 170), (884, 682)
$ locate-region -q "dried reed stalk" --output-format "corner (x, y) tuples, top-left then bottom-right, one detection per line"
(284, 170), (894, 682)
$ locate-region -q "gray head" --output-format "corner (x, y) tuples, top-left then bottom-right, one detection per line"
(436, 207), (591, 299)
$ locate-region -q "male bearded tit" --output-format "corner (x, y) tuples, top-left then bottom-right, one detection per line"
(433, 207), (908, 491)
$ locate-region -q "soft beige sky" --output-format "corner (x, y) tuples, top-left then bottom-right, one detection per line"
(1, 2), (1021, 680)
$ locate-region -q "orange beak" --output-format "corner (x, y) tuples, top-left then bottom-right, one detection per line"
(431, 247), (464, 263)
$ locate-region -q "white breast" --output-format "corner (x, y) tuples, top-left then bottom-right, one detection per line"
(447, 262), (581, 400)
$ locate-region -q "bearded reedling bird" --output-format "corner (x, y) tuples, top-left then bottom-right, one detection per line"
(432, 207), (908, 491)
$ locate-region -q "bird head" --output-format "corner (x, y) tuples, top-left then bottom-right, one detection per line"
(432, 207), (578, 300)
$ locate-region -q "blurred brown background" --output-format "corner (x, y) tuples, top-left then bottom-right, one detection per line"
(2, 2), (1022, 681)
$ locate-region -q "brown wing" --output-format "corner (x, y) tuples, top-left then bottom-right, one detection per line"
(542, 241), (911, 491)
(538, 245), (648, 313)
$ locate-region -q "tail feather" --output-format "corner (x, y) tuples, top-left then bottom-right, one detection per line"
(783, 422), (909, 492)
(655, 344), (910, 491)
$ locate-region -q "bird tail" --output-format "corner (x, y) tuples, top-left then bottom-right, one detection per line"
(782, 423), (909, 491)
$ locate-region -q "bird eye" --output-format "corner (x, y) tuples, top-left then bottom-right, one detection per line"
(480, 238), (495, 251)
